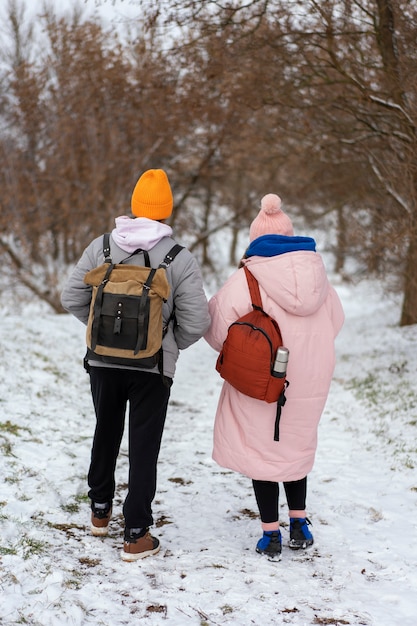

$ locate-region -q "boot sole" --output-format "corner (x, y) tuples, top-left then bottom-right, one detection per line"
(91, 524), (110, 537)
(289, 539), (314, 550)
(120, 544), (160, 562)
(256, 548), (282, 561)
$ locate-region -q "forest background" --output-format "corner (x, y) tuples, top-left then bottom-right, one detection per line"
(0, 0), (416, 325)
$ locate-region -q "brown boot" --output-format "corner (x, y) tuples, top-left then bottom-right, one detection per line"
(91, 502), (112, 537)
(121, 529), (160, 561)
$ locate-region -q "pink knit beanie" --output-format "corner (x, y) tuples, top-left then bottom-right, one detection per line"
(249, 194), (294, 241)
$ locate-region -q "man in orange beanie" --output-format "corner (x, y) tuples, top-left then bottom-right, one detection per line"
(61, 168), (210, 561)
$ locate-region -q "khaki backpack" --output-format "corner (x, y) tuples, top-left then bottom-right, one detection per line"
(84, 234), (183, 368)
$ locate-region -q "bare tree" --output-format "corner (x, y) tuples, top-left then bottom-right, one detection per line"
(2, 0), (417, 323)
(0, 2), (192, 310)
(286, 0), (417, 324)
(135, 0), (417, 325)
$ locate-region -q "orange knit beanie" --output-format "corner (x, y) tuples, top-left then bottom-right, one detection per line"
(131, 169), (173, 220)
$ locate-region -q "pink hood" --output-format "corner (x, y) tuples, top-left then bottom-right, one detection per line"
(245, 251), (329, 317)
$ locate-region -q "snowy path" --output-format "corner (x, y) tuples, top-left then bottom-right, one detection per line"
(0, 278), (416, 625)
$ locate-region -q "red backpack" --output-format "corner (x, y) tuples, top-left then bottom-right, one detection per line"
(215, 266), (289, 441)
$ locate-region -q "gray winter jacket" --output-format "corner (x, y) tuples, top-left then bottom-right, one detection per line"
(61, 233), (211, 379)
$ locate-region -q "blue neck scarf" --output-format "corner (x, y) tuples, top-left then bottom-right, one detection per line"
(245, 234), (316, 258)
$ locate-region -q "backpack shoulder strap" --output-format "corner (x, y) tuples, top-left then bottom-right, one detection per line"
(244, 266), (263, 309)
(159, 244), (184, 340)
(103, 233), (150, 266)
(159, 244), (184, 269)
(134, 245), (183, 355)
(103, 233), (112, 263)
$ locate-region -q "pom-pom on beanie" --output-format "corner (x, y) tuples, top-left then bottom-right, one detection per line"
(131, 169), (173, 220)
(249, 194), (294, 241)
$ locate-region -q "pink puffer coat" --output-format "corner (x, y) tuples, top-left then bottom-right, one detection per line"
(204, 251), (344, 482)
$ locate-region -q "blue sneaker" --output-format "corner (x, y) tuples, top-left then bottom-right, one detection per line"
(256, 530), (282, 559)
(289, 518), (314, 549)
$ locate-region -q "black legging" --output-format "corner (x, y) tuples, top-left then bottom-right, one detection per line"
(252, 477), (307, 523)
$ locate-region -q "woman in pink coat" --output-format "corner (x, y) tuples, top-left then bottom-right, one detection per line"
(204, 194), (344, 560)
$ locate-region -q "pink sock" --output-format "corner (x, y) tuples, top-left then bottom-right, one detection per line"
(262, 521), (280, 532)
(289, 510), (306, 519)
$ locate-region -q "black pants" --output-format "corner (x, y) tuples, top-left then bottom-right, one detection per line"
(88, 367), (171, 529)
(252, 477), (307, 523)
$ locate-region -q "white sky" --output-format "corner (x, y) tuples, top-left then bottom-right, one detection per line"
(23, 0), (141, 25)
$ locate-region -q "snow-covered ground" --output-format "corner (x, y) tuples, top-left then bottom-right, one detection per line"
(0, 271), (416, 626)
(2, 0), (416, 622)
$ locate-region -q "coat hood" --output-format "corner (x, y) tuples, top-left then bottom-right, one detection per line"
(111, 216), (173, 253)
(244, 250), (330, 317)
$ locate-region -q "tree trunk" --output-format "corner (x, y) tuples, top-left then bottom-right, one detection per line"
(400, 216), (417, 326)
(334, 205), (347, 274)
(375, 0), (404, 105)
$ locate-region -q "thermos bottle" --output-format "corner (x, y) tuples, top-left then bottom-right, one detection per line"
(272, 346), (289, 378)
